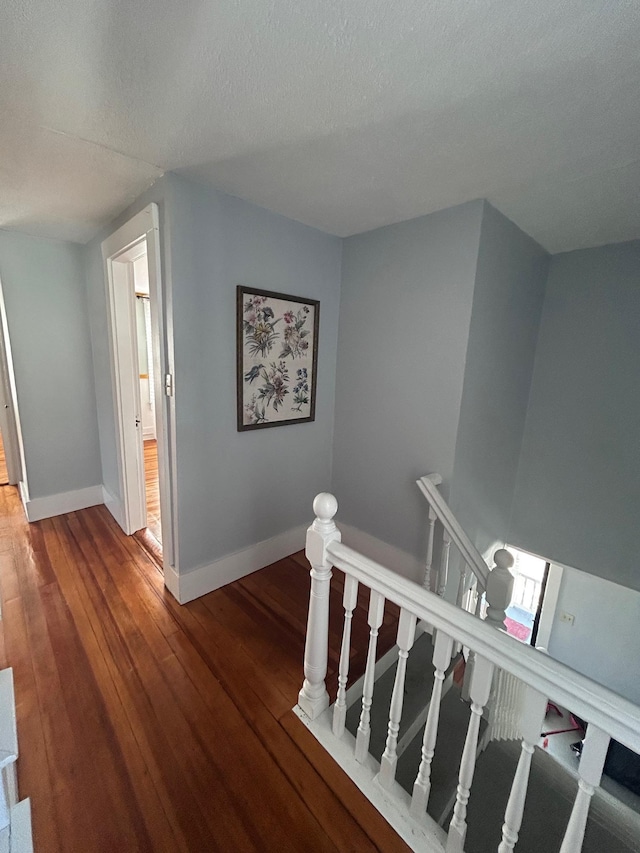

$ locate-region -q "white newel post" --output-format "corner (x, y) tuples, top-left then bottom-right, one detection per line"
(485, 549), (515, 630)
(559, 724), (610, 853)
(298, 493), (341, 720)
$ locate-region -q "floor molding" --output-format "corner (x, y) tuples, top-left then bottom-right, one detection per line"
(175, 524), (309, 604)
(23, 485), (104, 523)
(102, 486), (126, 531)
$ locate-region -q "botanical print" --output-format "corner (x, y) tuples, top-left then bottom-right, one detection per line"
(237, 287), (319, 430)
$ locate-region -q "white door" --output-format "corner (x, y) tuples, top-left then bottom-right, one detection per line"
(102, 204), (176, 566)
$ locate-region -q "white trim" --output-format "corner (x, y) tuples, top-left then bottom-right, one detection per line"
(163, 563), (181, 601)
(142, 426), (156, 440)
(535, 561), (563, 651)
(171, 525), (308, 604)
(101, 485), (126, 531)
(101, 203), (178, 573)
(293, 706), (446, 853)
(22, 485), (103, 523)
(339, 523), (424, 584)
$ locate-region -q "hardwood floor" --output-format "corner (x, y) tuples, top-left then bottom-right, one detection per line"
(0, 485), (407, 852)
(143, 439), (161, 544)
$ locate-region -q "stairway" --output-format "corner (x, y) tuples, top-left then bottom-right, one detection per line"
(344, 632), (640, 853)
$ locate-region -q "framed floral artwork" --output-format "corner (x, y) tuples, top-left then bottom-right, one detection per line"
(237, 286), (320, 430)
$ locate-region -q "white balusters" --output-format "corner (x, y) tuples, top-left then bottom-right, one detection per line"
(423, 506), (437, 591)
(498, 687), (547, 852)
(298, 493), (341, 720)
(456, 563), (469, 609)
(438, 531), (451, 598)
(410, 630), (454, 819)
(333, 575), (359, 737)
(559, 725), (610, 853)
(379, 609), (418, 789)
(355, 590), (386, 763)
(485, 549), (515, 630)
(446, 655), (494, 853)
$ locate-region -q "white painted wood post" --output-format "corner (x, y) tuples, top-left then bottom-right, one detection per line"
(298, 493), (341, 720)
(333, 575), (359, 737)
(446, 654), (494, 853)
(355, 590), (386, 763)
(379, 609), (418, 789)
(498, 687), (548, 852)
(438, 531), (452, 598)
(461, 589), (484, 702)
(456, 564), (469, 609)
(423, 506), (437, 591)
(485, 549), (515, 630)
(559, 725), (610, 853)
(410, 630), (455, 819)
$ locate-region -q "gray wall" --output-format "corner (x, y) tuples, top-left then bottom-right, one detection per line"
(85, 174), (342, 575)
(332, 201), (484, 562)
(547, 564), (640, 704)
(168, 176), (342, 573)
(451, 204), (549, 559)
(0, 229), (101, 498)
(510, 240), (640, 591)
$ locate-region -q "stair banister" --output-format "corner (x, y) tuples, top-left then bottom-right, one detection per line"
(298, 492), (341, 720)
(417, 475), (490, 591)
(309, 536), (640, 754)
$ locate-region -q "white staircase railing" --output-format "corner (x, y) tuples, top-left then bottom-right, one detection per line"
(297, 493), (640, 853)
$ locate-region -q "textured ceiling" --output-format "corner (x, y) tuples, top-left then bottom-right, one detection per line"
(1, 1), (639, 251)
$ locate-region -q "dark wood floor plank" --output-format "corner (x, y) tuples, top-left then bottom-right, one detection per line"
(0, 486), (407, 852)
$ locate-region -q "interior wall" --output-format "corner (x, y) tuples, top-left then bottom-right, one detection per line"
(509, 240), (640, 592)
(168, 175), (342, 574)
(0, 229), (101, 498)
(546, 564), (640, 704)
(450, 203), (549, 560)
(332, 201), (484, 567)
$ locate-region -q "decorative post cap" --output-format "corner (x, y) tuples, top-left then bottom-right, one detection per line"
(313, 492), (338, 522)
(493, 548), (515, 572)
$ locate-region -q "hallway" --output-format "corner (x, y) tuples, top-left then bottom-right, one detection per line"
(0, 485), (404, 852)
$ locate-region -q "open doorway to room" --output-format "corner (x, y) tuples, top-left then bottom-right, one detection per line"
(102, 204), (176, 578)
(504, 546), (562, 650)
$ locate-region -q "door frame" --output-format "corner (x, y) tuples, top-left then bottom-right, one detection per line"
(102, 203), (177, 570)
(0, 274), (25, 488)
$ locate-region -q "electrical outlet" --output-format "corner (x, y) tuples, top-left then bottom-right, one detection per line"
(559, 611), (575, 626)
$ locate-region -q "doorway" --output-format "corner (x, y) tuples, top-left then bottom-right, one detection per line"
(102, 204), (176, 573)
(0, 273), (25, 491)
(504, 546), (562, 649)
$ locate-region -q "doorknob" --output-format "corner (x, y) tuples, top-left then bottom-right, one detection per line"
(135, 417), (141, 427)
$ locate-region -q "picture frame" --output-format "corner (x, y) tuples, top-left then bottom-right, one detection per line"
(236, 286), (320, 431)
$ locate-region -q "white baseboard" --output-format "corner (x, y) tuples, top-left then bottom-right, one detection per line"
(23, 485), (104, 523)
(174, 524), (308, 604)
(338, 523), (424, 584)
(102, 486), (126, 531)
(142, 428), (156, 440)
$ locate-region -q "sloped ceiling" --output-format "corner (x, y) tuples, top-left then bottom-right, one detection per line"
(1, 0), (639, 251)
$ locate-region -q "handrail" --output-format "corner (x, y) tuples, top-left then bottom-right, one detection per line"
(326, 539), (640, 756)
(417, 474), (490, 590)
